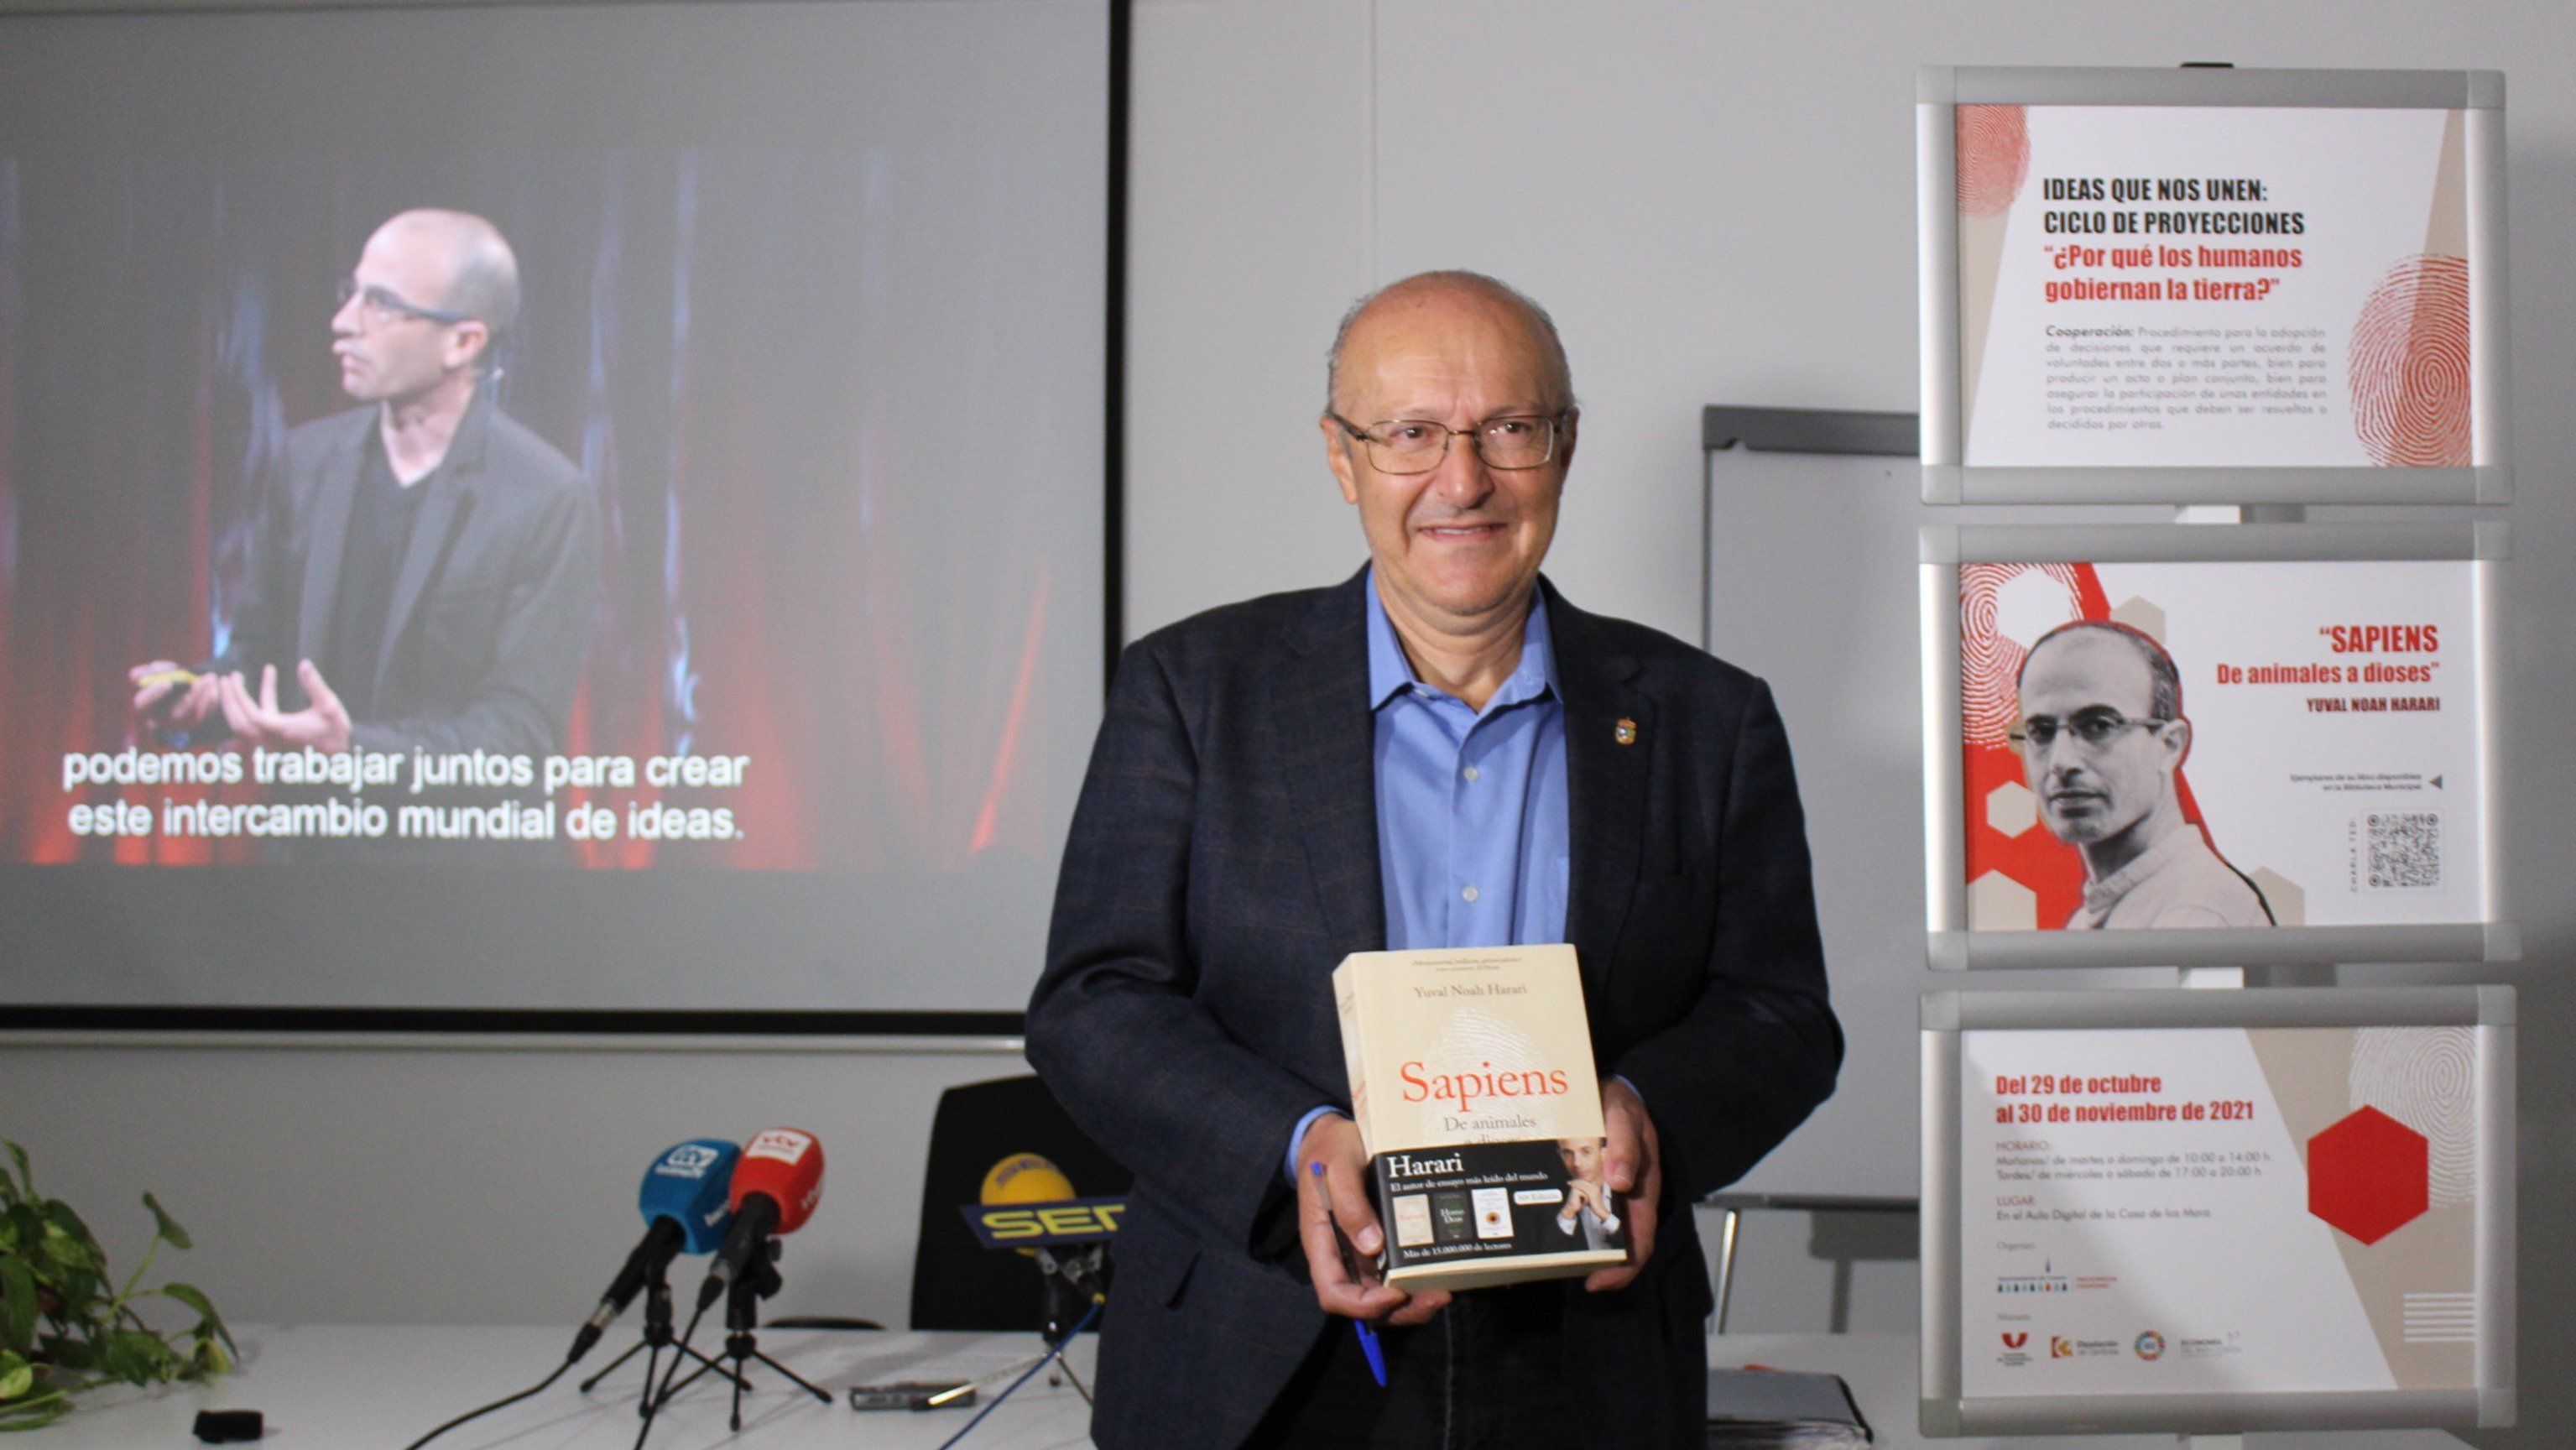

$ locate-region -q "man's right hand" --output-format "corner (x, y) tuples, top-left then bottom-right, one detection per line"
(1294, 1113), (1452, 1327)
(130, 660), (222, 733)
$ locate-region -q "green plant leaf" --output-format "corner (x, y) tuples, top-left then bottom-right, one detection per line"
(0, 1259), (34, 1353)
(0, 1356), (28, 1404)
(185, 1335), (229, 1380)
(38, 1202), (92, 1249)
(138, 1193), (191, 1253)
(99, 1328), (175, 1385)
(157, 1285), (233, 1355)
(0, 1143), (28, 1200)
(0, 1381), (70, 1431)
(0, 1207), (39, 1256)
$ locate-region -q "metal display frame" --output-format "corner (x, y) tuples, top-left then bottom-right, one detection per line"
(1920, 985), (2516, 1435)
(1921, 521), (2514, 970)
(1918, 65), (2511, 505)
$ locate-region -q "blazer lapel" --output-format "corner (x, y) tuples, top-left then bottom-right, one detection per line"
(1546, 582), (1650, 999)
(295, 414), (368, 670)
(1280, 571), (1385, 962)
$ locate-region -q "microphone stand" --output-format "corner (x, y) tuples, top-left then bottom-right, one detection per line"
(930, 1293), (1102, 1450)
(708, 1238), (832, 1432)
(1031, 1246), (1103, 1401)
(579, 1272), (746, 1416)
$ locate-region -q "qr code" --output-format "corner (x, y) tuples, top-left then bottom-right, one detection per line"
(2365, 812), (2441, 889)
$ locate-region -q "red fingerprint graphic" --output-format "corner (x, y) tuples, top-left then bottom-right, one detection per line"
(1955, 106), (2030, 218)
(2348, 254), (2471, 467)
(1959, 562), (2082, 745)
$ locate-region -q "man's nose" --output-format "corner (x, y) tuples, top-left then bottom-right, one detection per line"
(1426, 431), (1495, 504)
(331, 293), (364, 338)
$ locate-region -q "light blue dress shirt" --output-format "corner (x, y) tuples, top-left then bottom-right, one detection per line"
(1364, 571), (1570, 952)
(1286, 571), (1571, 1174)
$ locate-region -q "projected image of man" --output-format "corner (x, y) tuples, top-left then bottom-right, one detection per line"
(130, 209), (597, 763)
(2014, 621), (2273, 930)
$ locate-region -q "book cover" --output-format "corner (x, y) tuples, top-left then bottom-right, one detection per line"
(1332, 943), (1629, 1292)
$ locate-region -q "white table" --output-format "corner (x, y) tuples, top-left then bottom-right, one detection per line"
(30, 1325), (2471, 1448)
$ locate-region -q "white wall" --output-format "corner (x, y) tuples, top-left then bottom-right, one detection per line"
(1124, 0), (2576, 1427)
(8, 0), (2575, 1432)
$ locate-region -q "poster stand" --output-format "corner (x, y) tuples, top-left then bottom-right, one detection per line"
(1905, 58), (2517, 1439)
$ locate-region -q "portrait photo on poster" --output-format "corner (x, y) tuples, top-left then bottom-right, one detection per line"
(1922, 523), (2511, 971)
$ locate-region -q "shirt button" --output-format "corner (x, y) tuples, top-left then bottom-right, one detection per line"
(1462, 765), (1480, 782)
(1461, 885), (1479, 903)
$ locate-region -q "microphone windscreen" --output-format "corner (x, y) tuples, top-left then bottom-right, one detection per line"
(639, 1139), (742, 1255)
(732, 1127), (826, 1234)
(979, 1152), (1077, 1205)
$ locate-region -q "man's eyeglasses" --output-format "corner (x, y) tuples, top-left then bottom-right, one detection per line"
(1330, 412), (1565, 475)
(336, 276), (472, 330)
(2007, 709), (2171, 754)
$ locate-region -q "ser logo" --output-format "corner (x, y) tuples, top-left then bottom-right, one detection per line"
(2051, 1337), (2073, 1359)
(2001, 1333), (2027, 1349)
(961, 1197), (1129, 1249)
(2135, 1331), (2167, 1361)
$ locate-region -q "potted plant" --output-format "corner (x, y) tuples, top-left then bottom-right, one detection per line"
(0, 1140), (232, 1430)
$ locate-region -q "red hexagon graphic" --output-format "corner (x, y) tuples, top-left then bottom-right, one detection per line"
(2307, 1105), (2429, 1245)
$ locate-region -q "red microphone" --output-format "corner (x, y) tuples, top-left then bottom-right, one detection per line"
(695, 1128), (824, 1309)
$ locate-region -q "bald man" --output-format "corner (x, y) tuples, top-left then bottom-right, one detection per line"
(2014, 621), (2273, 929)
(1028, 272), (1839, 1448)
(133, 210), (597, 795)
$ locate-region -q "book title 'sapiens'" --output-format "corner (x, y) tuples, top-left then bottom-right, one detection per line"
(1399, 1061), (1572, 1115)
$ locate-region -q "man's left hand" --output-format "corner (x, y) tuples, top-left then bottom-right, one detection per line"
(218, 660), (353, 754)
(1584, 1077), (1661, 1293)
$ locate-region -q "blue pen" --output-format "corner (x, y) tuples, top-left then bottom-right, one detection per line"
(1311, 1161), (1390, 1387)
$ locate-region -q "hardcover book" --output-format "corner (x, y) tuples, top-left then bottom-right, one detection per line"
(1332, 943), (1629, 1292)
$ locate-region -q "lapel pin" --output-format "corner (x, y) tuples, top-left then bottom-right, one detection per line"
(1614, 717), (1638, 747)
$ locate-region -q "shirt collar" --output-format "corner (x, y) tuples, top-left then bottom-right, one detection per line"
(2080, 823), (2202, 910)
(1364, 566), (1557, 713)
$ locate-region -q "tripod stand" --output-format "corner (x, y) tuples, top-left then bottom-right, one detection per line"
(1031, 1245), (1103, 1400)
(577, 1275), (746, 1416)
(634, 1239), (830, 1448)
(717, 1237), (832, 1429)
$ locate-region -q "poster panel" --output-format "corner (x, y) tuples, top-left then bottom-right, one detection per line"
(1922, 524), (2511, 970)
(1921, 988), (2515, 1434)
(1920, 66), (2508, 503)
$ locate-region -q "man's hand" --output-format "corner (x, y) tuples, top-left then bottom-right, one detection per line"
(1295, 1113), (1452, 1327)
(130, 660), (222, 735)
(1565, 1176), (1614, 1220)
(1584, 1077), (1662, 1293)
(216, 660), (352, 754)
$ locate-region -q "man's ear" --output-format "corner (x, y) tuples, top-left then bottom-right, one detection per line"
(1321, 415), (1361, 505)
(2164, 716), (2193, 768)
(1556, 407), (1579, 472)
(446, 321), (492, 373)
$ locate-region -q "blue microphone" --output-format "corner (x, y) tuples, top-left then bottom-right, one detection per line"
(566, 1140), (741, 1363)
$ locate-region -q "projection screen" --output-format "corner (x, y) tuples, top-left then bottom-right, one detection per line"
(0, 0), (1113, 1019)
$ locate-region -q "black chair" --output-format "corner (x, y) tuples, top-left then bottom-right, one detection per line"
(907, 1073), (1133, 1332)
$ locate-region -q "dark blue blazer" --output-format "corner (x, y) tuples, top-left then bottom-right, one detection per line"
(1028, 570), (1840, 1450)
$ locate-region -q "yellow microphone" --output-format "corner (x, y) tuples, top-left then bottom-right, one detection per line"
(980, 1154), (1077, 1257)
